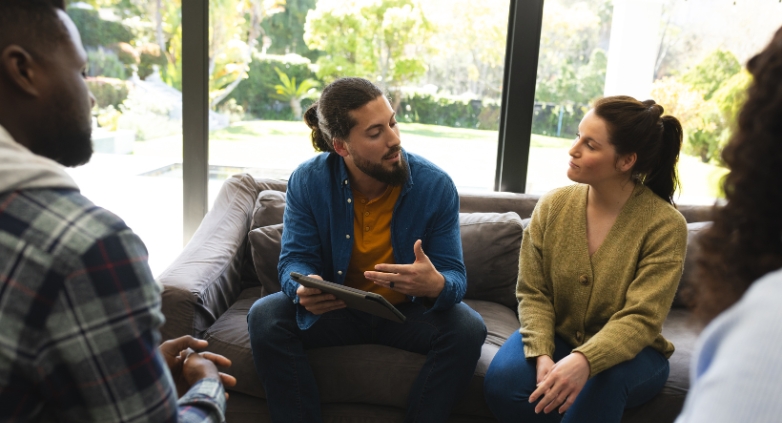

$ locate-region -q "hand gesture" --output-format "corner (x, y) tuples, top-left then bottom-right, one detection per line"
(296, 274), (346, 314)
(364, 239), (445, 298)
(528, 352), (590, 414)
(159, 336), (237, 398)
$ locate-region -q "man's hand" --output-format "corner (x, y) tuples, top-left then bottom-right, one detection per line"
(365, 240), (445, 298)
(297, 275), (346, 314)
(160, 336), (237, 398)
(529, 352), (591, 415)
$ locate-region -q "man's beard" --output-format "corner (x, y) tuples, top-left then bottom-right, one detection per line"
(352, 148), (409, 186)
(32, 89), (93, 167)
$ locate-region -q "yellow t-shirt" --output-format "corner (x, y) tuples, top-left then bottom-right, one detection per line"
(345, 184), (407, 305)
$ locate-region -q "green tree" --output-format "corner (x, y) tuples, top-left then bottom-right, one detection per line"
(262, 0), (318, 61)
(418, 0), (507, 99)
(534, 1), (604, 105)
(712, 70), (752, 127)
(208, 0), (286, 108)
(681, 49), (741, 100)
(304, 0), (433, 109)
(652, 69), (751, 164)
(577, 49), (608, 102)
(271, 67), (319, 119)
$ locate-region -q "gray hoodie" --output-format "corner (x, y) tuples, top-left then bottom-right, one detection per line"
(0, 124), (79, 194)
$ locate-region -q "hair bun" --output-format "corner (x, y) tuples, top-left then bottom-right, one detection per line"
(643, 99), (664, 117)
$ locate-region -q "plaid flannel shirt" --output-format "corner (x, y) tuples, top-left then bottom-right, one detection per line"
(0, 188), (226, 422)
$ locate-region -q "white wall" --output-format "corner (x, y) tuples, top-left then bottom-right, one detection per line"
(603, 0), (663, 100)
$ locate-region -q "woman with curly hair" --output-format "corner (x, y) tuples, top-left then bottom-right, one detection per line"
(484, 95), (687, 423)
(675, 27), (782, 423)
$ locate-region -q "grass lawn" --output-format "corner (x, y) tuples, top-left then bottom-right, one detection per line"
(138, 119), (725, 204)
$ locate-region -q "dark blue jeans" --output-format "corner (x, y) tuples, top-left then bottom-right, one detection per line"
(484, 331), (669, 423)
(247, 292), (487, 423)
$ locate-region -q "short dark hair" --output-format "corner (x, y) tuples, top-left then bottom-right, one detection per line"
(593, 96), (683, 205)
(0, 0), (69, 60)
(303, 77), (384, 153)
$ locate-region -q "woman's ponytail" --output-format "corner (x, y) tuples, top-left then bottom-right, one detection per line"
(594, 96), (684, 205)
(644, 114), (683, 205)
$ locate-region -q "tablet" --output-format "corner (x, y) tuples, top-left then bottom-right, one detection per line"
(290, 272), (406, 323)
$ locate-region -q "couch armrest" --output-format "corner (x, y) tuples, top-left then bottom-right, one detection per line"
(158, 174), (260, 340)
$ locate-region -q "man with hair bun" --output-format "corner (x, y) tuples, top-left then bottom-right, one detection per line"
(0, 1), (234, 421)
(247, 77), (487, 422)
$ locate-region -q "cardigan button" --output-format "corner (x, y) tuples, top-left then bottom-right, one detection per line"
(347, 198), (352, 203)
(346, 234), (351, 239)
(575, 331), (583, 342)
(338, 271), (343, 275)
(579, 275), (589, 285)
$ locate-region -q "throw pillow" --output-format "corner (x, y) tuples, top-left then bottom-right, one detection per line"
(460, 212), (523, 310)
(252, 190), (286, 230)
(248, 223), (284, 297)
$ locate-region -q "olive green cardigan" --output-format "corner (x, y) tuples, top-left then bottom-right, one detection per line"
(518, 183), (687, 377)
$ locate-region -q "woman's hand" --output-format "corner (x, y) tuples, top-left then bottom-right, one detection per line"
(529, 352), (591, 414)
(536, 355), (555, 384)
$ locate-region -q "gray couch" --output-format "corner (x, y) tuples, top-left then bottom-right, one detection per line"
(158, 174), (712, 423)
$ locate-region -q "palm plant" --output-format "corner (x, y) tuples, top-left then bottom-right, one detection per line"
(271, 67), (319, 119)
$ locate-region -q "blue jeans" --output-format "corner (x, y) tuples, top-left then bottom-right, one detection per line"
(484, 331), (669, 423)
(247, 292), (487, 423)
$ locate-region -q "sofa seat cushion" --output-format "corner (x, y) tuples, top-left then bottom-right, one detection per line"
(204, 291), (518, 418)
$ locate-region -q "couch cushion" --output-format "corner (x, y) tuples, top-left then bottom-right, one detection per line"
(248, 224), (283, 297)
(251, 190), (286, 230)
(204, 292), (518, 418)
(460, 212), (523, 310)
(672, 222), (711, 308)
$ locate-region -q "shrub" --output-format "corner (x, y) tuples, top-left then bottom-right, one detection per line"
(117, 88), (180, 141)
(86, 48), (127, 79)
(531, 103), (586, 139)
(66, 7), (133, 49)
(138, 43), (168, 80)
(86, 77), (129, 108)
(398, 93), (501, 130)
(681, 49), (741, 100)
(224, 54), (318, 120)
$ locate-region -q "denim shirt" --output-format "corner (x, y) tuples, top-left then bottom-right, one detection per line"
(278, 150), (467, 330)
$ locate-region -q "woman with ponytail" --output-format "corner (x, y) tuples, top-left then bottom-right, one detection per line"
(484, 96), (688, 423)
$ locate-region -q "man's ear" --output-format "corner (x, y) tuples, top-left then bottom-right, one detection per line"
(617, 152), (637, 173)
(333, 138), (349, 158)
(0, 45), (40, 97)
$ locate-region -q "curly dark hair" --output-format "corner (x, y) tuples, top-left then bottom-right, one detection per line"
(691, 26), (782, 323)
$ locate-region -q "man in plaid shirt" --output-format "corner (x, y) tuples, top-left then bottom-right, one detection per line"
(0, 1), (234, 421)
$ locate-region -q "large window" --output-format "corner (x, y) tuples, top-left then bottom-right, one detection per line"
(207, 0), (511, 203)
(63, 0), (782, 273)
(66, 0), (184, 276)
(528, 0), (782, 205)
